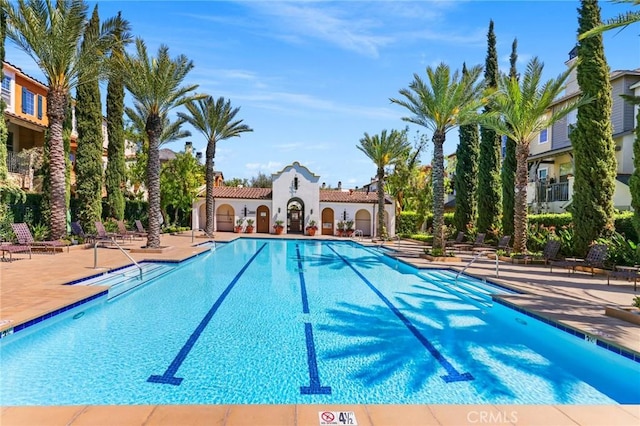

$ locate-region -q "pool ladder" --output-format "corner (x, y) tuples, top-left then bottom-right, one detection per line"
(455, 249), (500, 282)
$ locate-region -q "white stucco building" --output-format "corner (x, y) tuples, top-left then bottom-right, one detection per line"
(192, 162), (396, 236)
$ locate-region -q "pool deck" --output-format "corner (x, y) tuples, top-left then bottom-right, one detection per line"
(1, 233), (639, 425)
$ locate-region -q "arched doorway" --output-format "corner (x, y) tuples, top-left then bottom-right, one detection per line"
(321, 208), (334, 235)
(355, 209), (371, 236)
(198, 203), (206, 231)
(287, 198), (304, 234)
(215, 204), (234, 232)
(256, 205), (270, 233)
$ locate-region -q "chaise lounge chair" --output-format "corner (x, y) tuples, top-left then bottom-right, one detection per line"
(522, 239), (561, 265)
(473, 235), (511, 254)
(549, 244), (608, 276)
(11, 223), (69, 254)
(117, 220), (143, 241)
(453, 233), (486, 252)
(94, 221), (126, 244)
(0, 241), (31, 261)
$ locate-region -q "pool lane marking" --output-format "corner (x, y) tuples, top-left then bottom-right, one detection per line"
(296, 244), (332, 395)
(326, 244), (474, 383)
(148, 242), (267, 386)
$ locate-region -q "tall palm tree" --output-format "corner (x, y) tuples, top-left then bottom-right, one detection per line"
(357, 129), (410, 239)
(391, 63), (486, 250)
(119, 38), (201, 248)
(579, 0), (639, 39)
(480, 58), (590, 253)
(178, 96), (253, 235)
(4, 0), (125, 239)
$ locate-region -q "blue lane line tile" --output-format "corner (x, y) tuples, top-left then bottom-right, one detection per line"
(326, 244), (473, 383)
(147, 243), (267, 386)
(295, 244), (310, 314)
(493, 298), (640, 364)
(300, 323), (332, 395)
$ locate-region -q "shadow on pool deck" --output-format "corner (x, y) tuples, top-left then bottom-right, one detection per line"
(1, 233), (639, 425)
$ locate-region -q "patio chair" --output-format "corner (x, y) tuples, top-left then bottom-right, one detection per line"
(135, 220), (148, 238)
(1, 242), (31, 261)
(445, 231), (464, 248)
(549, 244), (608, 276)
(473, 235), (511, 254)
(453, 233), (486, 252)
(606, 265), (639, 291)
(11, 223), (69, 254)
(94, 221), (126, 244)
(522, 239), (561, 265)
(117, 220), (142, 241)
(70, 221), (96, 244)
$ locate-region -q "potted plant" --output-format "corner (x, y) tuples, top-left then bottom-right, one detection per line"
(245, 218), (255, 233)
(345, 220), (355, 237)
(306, 219), (318, 236)
(234, 218), (244, 233)
(273, 220), (284, 235)
(336, 220), (345, 237)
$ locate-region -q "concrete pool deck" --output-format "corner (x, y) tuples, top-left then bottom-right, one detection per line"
(1, 232), (639, 425)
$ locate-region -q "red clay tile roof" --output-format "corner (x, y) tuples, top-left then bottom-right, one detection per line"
(319, 190), (391, 204)
(212, 187), (272, 199)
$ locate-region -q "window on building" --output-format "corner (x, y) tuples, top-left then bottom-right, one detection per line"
(501, 135), (507, 158)
(22, 87), (35, 115)
(6, 132), (13, 152)
(567, 110), (577, 134)
(539, 128), (548, 143)
(538, 168), (548, 182)
(1, 76), (11, 105)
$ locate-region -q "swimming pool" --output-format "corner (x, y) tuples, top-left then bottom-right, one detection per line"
(1, 239), (638, 405)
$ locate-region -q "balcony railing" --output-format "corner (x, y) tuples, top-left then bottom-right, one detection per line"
(6, 150), (23, 174)
(534, 181), (569, 203)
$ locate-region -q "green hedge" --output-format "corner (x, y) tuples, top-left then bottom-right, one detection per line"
(397, 211), (421, 234)
(9, 194), (149, 229)
(423, 212), (455, 230)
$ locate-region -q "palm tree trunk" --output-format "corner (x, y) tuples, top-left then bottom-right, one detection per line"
(432, 131), (445, 250)
(205, 140), (215, 234)
(146, 114), (162, 248)
(47, 89), (68, 240)
(377, 165), (385, 238)
(513, 141), (529, 253)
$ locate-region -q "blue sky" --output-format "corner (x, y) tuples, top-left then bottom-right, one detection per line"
(6, 0), (639, 188)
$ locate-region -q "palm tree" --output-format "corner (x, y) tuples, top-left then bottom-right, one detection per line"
(119, 38), (201, 248)
(4, 0), (125, 239)
(357, 129), (410, 239)
(391, 63), (486, 250)
(178, 97), (253, 235)
(480, 58), (590, 253)
(579, 0), (639, 39)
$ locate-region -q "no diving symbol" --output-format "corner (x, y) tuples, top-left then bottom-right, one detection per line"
(321, 412), (335, 422)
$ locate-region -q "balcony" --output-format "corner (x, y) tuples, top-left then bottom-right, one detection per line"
(534, 181), (569, 203)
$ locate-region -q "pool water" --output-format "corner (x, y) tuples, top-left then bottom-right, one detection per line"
(1, 239), (638, 405)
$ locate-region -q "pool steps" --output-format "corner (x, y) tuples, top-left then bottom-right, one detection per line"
(423, 270), (514, 307)
(73, 262), (176, 299)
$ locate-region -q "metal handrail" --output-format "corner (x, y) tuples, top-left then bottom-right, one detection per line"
(455, 249), (500, 281)
(94, 237), (143, 280)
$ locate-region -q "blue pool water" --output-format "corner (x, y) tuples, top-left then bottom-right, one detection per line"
(1, 239), (639, 405)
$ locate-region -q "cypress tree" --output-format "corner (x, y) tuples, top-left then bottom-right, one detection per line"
(477, 20), (502, 237)
(75, 6), (104, 228)
(453, 63), (480, 235)
(571, 0), (616, 255)
(501, 38), (518, 238)
(105, 11), (127, 220)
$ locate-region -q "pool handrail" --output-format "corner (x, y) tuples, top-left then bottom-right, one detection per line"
(93, 237), (143, 281)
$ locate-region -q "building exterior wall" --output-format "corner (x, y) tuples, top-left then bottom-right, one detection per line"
(272, 162), (320, 231)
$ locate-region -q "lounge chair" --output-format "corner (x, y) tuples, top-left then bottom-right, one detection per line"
(522, 239), (561, 265)
(550, 244), (608, 275)
(11, 223), (69, 254)
(445, 231), (464, 248)
(70, 221), (96, 243)
(473, 235), (511, 254)
(117, 220), (142, 241)
(0, 242), (31, 261)
(94, 221), (126, 244)
(135, 220), (148, 238)
(454, 233), (486, 252)
(606, 265), (639, 291)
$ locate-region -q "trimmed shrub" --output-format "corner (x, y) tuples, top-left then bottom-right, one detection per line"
(397, 211), (421, 234)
